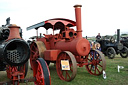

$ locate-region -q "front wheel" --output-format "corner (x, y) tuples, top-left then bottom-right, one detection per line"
(120, 46), (128, 58)
(106, 47), (116, 59)
(56, 51), (77, 82)
(33, 58), (51, 85)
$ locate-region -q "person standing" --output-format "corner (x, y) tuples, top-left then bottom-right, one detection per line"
(96, 33), (101, 41)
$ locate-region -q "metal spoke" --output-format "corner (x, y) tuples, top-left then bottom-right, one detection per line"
(65, 71), (68, 80)
(90, 65), (93, 71)
(31, 49), (35, 54)
(33, 44), (36, 50)
(87, 58), (92, 62)
(70, 64), (73, 72)
(62, 70), (64, 75)
(94, 65), (96, 74)
(64, 53), (67, 60)
(66, 71), (71, 79)
(96, 67), (100, 73)
(98, 63), (103, 67)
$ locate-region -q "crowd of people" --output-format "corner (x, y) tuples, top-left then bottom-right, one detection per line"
(91, 42), (101, 51)
(89, 33), (102, 70)
(90, 33), (101, 51)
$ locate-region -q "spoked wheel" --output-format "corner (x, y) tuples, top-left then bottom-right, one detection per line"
(33, 58), (51, 85)
(56, 51), (77, 81)
(30, 41), (46, 69)
(120, 46), (128, 58)
(106, 47), (116, 59)
(86, 49), (106, 76)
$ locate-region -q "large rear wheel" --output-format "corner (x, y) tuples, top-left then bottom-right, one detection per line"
(30, 41), (47, 69)
(120, 46), (128, 58)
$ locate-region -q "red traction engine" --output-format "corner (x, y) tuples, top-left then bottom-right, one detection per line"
(0, 18), (51, 85)
(27, 5), (106, 81)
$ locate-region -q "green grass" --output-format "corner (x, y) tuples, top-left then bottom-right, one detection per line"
(0, 55), (128, 85)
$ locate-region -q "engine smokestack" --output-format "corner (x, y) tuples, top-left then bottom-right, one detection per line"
(7, 24), (21, 40)
(74, 5), (82, 38)
(117, 29), (120, 43)
(6, 17), (10, 25)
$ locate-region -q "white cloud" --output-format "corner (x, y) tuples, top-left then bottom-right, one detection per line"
(0, 0), (128, 39)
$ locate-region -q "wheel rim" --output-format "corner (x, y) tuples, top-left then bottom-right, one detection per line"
(33, 58), (51, 85)
(86, 50), (106, 75)
(30, 42), (39, 69)
(34, 60), (45, 85)
(56, 51), (77, 81)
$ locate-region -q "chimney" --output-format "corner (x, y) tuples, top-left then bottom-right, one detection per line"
(117, 29), (120, 43)
(74, 5), (82, 38)
(7, 24), (21, 41)
(6, 17), (10, 25)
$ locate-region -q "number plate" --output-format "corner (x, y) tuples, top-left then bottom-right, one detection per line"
(61, 60), (70, 70)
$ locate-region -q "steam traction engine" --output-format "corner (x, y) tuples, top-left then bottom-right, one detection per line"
(97, 29), (128, 59)
(27, 5), (106, 81)
(0, 18), (51, 85)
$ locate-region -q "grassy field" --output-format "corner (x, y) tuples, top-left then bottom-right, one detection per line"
(0, 55), (128, 85)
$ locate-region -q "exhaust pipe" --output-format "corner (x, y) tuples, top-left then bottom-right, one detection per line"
(117, 29), (120, 43)
(74, 5), (82, 38)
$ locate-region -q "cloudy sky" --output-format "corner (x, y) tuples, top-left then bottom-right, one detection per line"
(0, 0), (128, 40)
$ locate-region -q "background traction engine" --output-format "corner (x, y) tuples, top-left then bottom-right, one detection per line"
(27, 5), (106, 81)
(97, 29), (128, 59)
(0, 18), (51, 85)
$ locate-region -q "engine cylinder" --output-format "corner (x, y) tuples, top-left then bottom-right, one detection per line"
(55, 38), (90, 56)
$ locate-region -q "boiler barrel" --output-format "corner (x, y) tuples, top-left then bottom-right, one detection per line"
(55, 38), (90, 56)
(0, 39), (30, 66)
